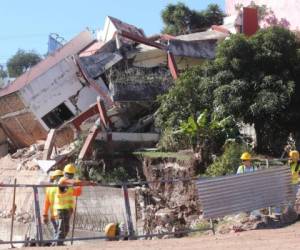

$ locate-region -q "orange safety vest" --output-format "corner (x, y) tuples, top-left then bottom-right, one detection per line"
(53, 187), (75, 212)
(53, 177), (82, 215)
(43, 186), (57, 219)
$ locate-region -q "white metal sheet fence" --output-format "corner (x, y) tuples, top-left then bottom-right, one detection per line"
(197, 166), (295, 219)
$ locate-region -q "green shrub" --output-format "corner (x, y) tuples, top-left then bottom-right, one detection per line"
(157, 127), (190, 151)
(88, 166), (129, 183)
(206, 141), (251, 176)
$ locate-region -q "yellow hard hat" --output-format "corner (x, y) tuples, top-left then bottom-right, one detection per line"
(289, 150), (299, 161)
(53, 169), (64, 177)
(64, 163), (76, 174)
(240, 152), (251, 161)
(104, 223), (117, 239)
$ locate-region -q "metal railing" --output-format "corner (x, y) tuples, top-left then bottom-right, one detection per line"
(0, 162), (296, 247)
(0, 177), (211, 247)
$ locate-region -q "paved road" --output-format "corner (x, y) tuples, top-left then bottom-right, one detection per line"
(10, 221), (300, 250)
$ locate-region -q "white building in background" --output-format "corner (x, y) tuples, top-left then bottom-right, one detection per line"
(226, 0), (300, 30)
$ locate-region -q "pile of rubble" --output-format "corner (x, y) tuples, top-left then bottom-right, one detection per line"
(0, 210), (32, 224)
(135, 156), (201, 238)
(11, 141), (45, 171)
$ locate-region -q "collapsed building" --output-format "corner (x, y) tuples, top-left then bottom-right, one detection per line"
(6, 10), (295, 243)
(0, 15), (240, 158)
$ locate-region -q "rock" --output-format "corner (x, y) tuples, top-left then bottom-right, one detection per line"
(280, 207), (298, 225)
(231, 223), (245, 232)
(35, 140), (45, 151)
(155, 208), (174, 224)
(12, 148), (26, 158)
(252, 221), (267, 230)
(25, 160), (40, 171)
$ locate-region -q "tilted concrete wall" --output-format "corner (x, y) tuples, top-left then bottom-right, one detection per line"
(19, 57), (100, 130)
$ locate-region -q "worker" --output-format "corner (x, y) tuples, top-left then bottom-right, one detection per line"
(42, 170), (64, 237)
(289, 150), (300, 187)
(236, 152), (257, 174)
(53, 163), (93, 246)
(104, 222), (128, 241)
(236, 152), (260, 218)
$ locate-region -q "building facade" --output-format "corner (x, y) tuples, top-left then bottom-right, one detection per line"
(226, 0), (300, 30)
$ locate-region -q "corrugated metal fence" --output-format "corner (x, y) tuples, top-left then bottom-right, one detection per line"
(197, 166), (295, 219)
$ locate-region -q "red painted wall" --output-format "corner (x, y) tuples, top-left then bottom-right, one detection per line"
(243, 7), (259, 36)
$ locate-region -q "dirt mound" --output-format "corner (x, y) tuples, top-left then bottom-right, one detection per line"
(135, 157), (200, 237)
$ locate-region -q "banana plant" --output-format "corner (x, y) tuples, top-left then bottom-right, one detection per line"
(175, 109), (239, 152)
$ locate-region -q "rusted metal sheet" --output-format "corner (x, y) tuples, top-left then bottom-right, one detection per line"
(197, 166), (294, 219)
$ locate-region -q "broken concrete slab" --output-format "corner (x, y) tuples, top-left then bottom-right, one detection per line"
(96, 132), (159, 142)
(36, 160), (56, 173)
(168, 39), (217, 59)
(78, 52), (123, 79)
(43, 129), (57, 160)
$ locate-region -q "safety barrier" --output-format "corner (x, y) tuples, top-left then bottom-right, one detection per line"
(0, 177), (212, 247)
(197, 166), (295, 219)
(0, 164), (296, 247)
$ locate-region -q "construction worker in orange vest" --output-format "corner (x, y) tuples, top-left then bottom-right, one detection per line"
(53, 163), (93, 246)
(42, 169), (64, 237)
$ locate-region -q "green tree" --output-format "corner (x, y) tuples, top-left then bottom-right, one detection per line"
(0, 67), (7, 79)
(156, 27), (300, 156)
(161, 2), (224, 35)
(206, 141), (251, 176)
(212, 27), (299, 154)
(7, 49), (42, 77)
(156, 66), (212, 130)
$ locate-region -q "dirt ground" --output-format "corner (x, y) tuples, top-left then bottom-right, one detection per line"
(11, 221), (300, 250)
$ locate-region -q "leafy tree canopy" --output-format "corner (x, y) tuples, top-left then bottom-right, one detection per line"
(161, 2), (224, 35)
(156, 27), (300, 155)
(212, 27), (299, 154)
(7, 49), (42, 77)
(0, 67), (7, 79)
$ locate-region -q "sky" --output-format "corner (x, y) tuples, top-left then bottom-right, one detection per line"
(0, 0), (224, 66)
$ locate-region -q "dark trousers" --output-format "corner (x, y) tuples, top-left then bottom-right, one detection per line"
(51, 219), (58, 238)
(55, 209), (71, 245)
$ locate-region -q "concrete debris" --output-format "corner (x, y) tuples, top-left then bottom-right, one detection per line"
(0, 12), (294, 244)
(0, 13), (229, 153)
(135, 157), (201, 238)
